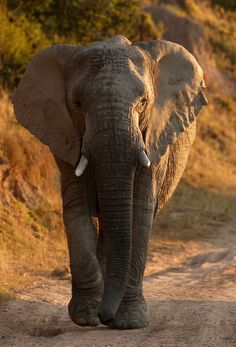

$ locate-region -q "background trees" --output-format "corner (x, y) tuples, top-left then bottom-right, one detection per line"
(0, 0), (158, 89)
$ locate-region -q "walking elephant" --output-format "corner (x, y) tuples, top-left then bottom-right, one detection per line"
(12, 35), (207, 329)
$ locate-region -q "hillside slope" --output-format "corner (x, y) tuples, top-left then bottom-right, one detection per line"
(0, 0), (236, 295)
(0, 92), (67, 294)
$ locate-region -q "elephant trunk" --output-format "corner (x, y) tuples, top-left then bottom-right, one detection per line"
(96, 160), (134, 324)
(87, 130), (137, 325)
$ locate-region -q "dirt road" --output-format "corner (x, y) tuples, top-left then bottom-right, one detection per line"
(1, 235), (236, 346)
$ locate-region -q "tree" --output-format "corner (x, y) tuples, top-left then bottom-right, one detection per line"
(1, 0), (160, 88)
(211, 0), (236, 12)
(6, 0), (159, 44)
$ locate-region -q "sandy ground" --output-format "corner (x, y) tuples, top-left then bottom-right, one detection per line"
(0, 234), (236, 347)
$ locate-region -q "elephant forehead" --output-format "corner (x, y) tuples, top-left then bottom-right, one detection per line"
(89, 47), (130, 74)
(71, 46), (148, 101)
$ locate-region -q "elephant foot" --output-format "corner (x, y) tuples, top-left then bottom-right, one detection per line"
(68, 289), (101, 327)
(112, 294), (148, 330)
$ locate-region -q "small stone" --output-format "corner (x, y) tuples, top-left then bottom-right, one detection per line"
(51, 268), (67, 277)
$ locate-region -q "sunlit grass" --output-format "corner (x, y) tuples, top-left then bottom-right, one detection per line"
(0, 92), (68, 295)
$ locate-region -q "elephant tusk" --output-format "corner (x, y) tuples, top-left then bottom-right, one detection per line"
(75, 155), (88, 176)
(139, 150), (151, 168)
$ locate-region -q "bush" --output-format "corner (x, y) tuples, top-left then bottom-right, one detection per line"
(65, 0), (158, 45)
(1, 0), (160, 89)
(0, 4), (49, 89)
(211, 0), (236, 12)
(6, 0), (158, 44)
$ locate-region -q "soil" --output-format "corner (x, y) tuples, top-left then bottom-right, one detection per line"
(0, 233), (236, 347)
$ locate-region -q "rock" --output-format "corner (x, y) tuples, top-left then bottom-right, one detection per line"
(51, 267), (68, 278)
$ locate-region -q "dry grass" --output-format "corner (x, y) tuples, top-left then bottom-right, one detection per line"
(174, 0), (236, 74)
(155, 94), (236, 241)
(0, 91), (68, 295)
(146, 0), (236, 241)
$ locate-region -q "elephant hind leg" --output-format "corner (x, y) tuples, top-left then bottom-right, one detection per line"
(96, 226), (106, 280)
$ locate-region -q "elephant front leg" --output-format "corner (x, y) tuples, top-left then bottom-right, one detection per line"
(113, 168), (155, 329)
(65, 211), (103, 326)
(56, 157), (103, 326)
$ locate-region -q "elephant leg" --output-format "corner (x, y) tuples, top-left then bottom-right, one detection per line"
(96, 227), (106, 279)
(54, 157), (103, 326)
(113, 167), (155, 329)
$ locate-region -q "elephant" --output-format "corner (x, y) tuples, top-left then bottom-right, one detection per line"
(12, 35), (208, 329)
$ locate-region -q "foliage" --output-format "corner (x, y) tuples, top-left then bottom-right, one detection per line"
(1, 0), (159, 89)
(6, 0), (158, 43)
(176, 0), (236, 74)
(211, 0), (236, 12)
(57, 0), (158, 44)
(0, 4), (49, 89)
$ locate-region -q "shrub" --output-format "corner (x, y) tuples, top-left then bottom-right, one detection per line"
(0, 4), (49, 89)
(1, 0), (160, 89)
(211, 0), (236, 12)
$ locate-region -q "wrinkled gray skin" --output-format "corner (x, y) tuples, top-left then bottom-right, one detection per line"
(12, 36), (207, 329)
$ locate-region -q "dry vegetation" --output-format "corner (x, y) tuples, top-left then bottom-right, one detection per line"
(0, 0), (236, 298)
(155, 92), (236, 240)
(0, 92), (68, 295)
(147, 0), (236, 240)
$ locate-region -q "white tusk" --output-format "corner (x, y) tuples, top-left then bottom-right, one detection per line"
(139, 151), (151, 168)
(75, 155), (88, 176)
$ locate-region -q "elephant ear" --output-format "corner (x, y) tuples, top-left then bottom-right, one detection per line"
(12, 44), (82, 166)
(136, 40), (208, 163)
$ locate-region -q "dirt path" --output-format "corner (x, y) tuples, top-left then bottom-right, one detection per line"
(1, 234), (236, 347)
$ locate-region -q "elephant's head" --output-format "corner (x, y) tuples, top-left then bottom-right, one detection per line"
(12, 35), (207, 324)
